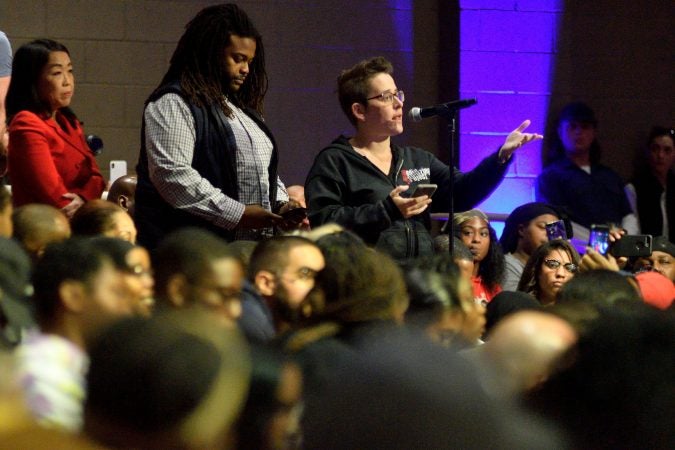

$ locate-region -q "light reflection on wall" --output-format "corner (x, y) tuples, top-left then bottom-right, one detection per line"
(458, 0), (562, 223)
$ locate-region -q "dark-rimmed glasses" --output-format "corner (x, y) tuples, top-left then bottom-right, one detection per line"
(543, 259), (578, 273)
(366, 89), (404, 104)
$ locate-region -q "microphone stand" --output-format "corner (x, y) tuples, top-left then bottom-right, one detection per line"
(438, 109), (458, 256)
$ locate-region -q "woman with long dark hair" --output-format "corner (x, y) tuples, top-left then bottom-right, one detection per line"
(453, 209), (505, 305)
(6, 39), (105, 217)
(517, 239), (580, 305)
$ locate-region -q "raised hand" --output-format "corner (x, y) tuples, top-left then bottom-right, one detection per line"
(499, 119), (544, 161)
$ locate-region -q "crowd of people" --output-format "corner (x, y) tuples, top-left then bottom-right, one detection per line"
(0, 3), (673, 449)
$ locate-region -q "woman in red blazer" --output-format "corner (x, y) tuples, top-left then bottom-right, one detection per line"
(6, 39), (105, 217)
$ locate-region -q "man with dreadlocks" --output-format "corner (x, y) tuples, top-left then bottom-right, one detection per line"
(135, 3), (298, 249)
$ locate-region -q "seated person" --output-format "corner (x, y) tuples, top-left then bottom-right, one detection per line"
(152, 228), (245, 329)
(12, 203), (71, 263)
(404, 255), (485, 349)
(452, 209), (504, 304)
(84, 313), (250, 449)
(70, 199), (137, 244)
(306, 56), (542, 262)
(626, 126), (675, 239)
(536, 102), (637, 234)
(15, 238), (133, 432)
(517, 239), (580, 306)
(106, 174), (137, 215)
(0, 237), (34, 348)
(0, 183), (12, 238)
(499, 202), (561, 290)
(239, 236), (325, 342)
(633, 235), (675, 283)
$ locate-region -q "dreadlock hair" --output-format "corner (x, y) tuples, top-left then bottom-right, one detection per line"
(159, 3), (267, 116)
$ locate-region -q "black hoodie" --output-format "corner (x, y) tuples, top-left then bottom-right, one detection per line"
(305, 135), (511, 261)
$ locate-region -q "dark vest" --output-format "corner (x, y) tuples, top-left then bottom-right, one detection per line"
(632, 170), (675, 242)
(135, 82), (278, 249)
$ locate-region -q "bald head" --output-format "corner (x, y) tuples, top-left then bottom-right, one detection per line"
(12, 204), (71, 262)
(482, 311), (577, 396)
(107, 175), (137, 215)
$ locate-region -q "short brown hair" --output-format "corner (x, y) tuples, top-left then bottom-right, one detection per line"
(337, 56), (393, 126)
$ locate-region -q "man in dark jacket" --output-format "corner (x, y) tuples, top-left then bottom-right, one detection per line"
(305, 56), (542, 261)
(135, 4), (300, 249)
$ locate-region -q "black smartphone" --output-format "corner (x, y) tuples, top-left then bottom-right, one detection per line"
(545, 219), (568, 241)
(411, 183), (437, 198)
(281, 207), (307, 222)
(609, 235), (652, 258)
(588, 224), (611, 255)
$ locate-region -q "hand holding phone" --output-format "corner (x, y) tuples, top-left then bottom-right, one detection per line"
(280, 207), (307, 223)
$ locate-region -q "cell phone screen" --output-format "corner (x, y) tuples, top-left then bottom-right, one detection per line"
(589, 226), (610, 255)
(545, 220), (567, 241)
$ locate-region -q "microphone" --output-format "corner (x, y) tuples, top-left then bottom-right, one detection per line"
(408, 98), (477, 122)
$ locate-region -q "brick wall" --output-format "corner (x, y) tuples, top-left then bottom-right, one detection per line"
(1, 0), (438, 185)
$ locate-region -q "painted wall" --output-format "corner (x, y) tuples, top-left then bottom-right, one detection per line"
(1, 0), (438, 186)
(458, 0), (674, 219)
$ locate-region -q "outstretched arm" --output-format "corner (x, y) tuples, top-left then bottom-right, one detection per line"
(497, 119), (543, 162)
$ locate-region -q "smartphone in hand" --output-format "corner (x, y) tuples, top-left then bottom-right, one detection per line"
(411, 184), (437, 198)
(588, 224), (611, 255)
(610, 235), (652, 258)
(545, 219), (568, 241)
(281, 207), (307, 223)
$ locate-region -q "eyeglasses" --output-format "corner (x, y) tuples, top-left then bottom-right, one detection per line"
(366, 89), (405, 104)
(125, 264), (153, 278)
(543, 259), (578, 273)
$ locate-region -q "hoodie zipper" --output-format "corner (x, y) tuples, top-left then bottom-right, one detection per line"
(393, 154), (417, 258)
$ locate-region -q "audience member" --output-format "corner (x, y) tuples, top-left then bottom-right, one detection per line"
(633, 235), (675, 282)
(239, 236), (325, 342)
(152, 228), (245, 328)
(15, 238), (133, 432)
(499, 202), (562, 290)
(453, 209), (504, 304)
(536, 101), (636, 233)
(0, 352), (105, 449)
(106, 174), (137, 215)
(0, 30), (11, 151)
(478, 311), (577, 399)
(557, 269), (641, 308)
(302, 329), (564, 450)
(70, 199), (137, 243)
(626, 126), (675, 239)
(484, 290), (542, 338)
(0, 237), (34, 348)
(84, 312), (250, 449)
(517, 239), (580, 306)
(633, 271), (674, 310)
(89, 237), (154, 317)
(6, 39), (105, 216)
(0, 182), (12, 237)
(135, 3), (302, 249)
(432, 234), (475, 281)
(12, 204), (71, 263)
(403, 258), (484, 349)
(305, 56), (542, 261)
(236, 345), (303, 450)
(524, 307), (674, 449)
(226, 239), (258, 270)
